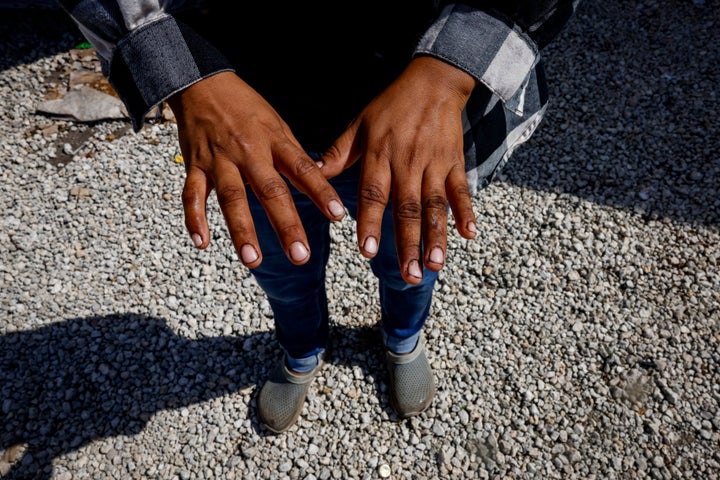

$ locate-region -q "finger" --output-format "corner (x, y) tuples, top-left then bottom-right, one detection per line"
(421, 173), (449, 273)
(243, 163), (311, 266)
(211, 160), (264, 268)
(317, 121), (362, 179)
(274, 142), (346, 221)
(445, 164), (477, 239)
(182, 166), (212, 250)
(356, 153), (391, 259)
(391, 166), (424, 284)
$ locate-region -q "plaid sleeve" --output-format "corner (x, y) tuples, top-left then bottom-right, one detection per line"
(415, 4), (540, 113)
(57, 0), (233, 132)
(416, 2), (577, 193)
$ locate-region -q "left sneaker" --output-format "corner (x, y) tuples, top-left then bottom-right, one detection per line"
(386, 333), (436, 418)
(257, 355), (324, 433)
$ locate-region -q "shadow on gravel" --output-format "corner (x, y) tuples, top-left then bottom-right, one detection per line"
(0, 314), (261, 479)
(0, 315), (389, 479)
(0, 8), (82, 73)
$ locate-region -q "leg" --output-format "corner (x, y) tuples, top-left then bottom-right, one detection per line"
(248, 181), (331, 433)
(338, 162), (438, 418)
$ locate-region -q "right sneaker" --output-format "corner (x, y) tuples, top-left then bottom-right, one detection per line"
(257, 355), (324, 433)
(386, 333), (436, 418)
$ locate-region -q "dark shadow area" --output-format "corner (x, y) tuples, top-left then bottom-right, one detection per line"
(0, 315), (389, 479)
(1, 314), (262, 479)
(499, 0), (719, 226)
(0, 8), (82, 73)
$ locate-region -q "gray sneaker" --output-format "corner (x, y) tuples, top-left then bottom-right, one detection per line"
(386, 334), (436, 418)
(257, 356), (325, 433)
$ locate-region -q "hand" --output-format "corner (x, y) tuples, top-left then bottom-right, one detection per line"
(168, 72), (346, 268)
(319, 56), (478, 284)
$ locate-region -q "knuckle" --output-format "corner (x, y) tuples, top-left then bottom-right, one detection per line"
(423, 194), (448, 211)
(323, 144), (342, 161)
(395, 199), (422, 221)
(359, 183), (387, 205)
(257, 178), (290, 201)
(291, 154), (317, 177)
(215, 185), (247, 207)
(422, 194), (449, 230)
(449, 181), (471, 200)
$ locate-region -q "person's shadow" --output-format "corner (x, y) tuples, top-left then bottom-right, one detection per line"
(0, 314), (256, 479)
(0, 314), (389, 480)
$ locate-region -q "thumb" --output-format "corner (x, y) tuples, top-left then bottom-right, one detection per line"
(318, 122), (362, 179)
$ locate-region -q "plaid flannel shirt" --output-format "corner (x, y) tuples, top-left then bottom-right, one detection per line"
(57, 0), (579, 194)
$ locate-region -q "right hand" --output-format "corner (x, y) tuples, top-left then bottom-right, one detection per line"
(318, 57), (477, 284)
(167, 72), (346, 268)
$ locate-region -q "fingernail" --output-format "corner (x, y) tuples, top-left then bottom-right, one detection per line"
(240, 244), (259, 264)
(191, 233), (203, 248)
(363, 236), (378, 255)
(408, 260), (422, 279)
(467, 221), (477, 237)
(316, 160), (324, 169)
(328, 199), (345, 218)
(429, 247), (444, 265)
(289, 242), (309, 262)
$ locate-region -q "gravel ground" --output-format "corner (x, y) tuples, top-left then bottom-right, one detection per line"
(1, 1), (719, 479)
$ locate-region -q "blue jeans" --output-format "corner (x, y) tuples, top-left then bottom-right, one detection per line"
(246, 160), (438, 372)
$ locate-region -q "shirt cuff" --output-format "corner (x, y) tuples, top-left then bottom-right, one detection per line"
(108, 15), (233, 131)
(415, 4), (539, 113)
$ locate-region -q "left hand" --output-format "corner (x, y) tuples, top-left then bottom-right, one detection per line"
(319, 56), (478, 284)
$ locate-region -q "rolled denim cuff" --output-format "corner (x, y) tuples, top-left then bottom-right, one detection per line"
(108, 15), (233, 131)
(285, 348), (325, 373)
(383, 330), (421, 356)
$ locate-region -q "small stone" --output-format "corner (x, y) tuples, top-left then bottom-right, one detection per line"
(459, 410), (470, 425)
(41, 124), (59, 138)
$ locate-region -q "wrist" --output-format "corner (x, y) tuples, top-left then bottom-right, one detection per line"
(168, 71), (237, 115)
(408, 56), (477, 102)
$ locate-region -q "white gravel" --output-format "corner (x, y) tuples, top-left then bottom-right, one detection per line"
(1, 1), (719, 479)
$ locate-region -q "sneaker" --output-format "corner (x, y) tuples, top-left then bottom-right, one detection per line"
(257, 355), (325, 433)
(386, 333), (436, 418)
